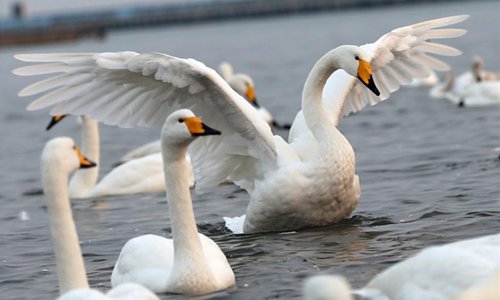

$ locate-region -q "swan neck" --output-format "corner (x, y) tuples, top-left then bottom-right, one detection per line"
(42, 163), (89, 294)
(302, 50), (339, 137)
(69, 116), (99, 196)
(162, 144), (210, 271)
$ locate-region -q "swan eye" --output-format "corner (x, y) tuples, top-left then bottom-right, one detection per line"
(178, 118), (184, 123)
(72, 145), (76, 150)
(355, 56), (359, 61)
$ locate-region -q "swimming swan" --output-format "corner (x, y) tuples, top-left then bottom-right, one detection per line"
(303, 233), (500, 300)
(40, 137), (159, 300)
(111, 109), (235, 295)
(47, 114), (193, 198)
(14, 15), (468, 233)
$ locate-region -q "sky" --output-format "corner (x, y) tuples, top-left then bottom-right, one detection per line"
(0, 0), (204, 18)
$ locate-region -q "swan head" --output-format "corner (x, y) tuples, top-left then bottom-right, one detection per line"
(161, 109), (221, 147)
(334, 45), (380, 96)
(42, 137), (97, 174)
(303, 275), (354, 300)
(228, 74), (260, 108)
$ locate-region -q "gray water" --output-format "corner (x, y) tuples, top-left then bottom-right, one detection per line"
(1, 1), (499, 299)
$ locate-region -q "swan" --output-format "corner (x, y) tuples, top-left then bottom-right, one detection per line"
(456, 80), (500, 107)
(302, 233), (500, 300)
(431, 55), (500, 101)
(14, 15), (468, 233)
(46, 114), (193, 198)
(429, 69), (500, 107)
(40, 137), (159, 300)
(111, 109), (235, 295)
(219, 61), (289, 129)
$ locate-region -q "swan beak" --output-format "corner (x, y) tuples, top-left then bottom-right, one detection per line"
(46, 114), (68, 131)
(245, 86), (260, 108)
(184, 117), (221, 136)
(73, 145), (97, 169)
(357, 59), (380, 96)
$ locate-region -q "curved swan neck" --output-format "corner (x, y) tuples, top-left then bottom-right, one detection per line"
(161, 143), (214, 278)
(302, 49), (340, 137)
(69, 116), (99, 195)
(42, 162), (89, 294)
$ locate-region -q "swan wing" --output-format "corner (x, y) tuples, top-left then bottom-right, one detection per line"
(324, 15), (469, 123)
(14, 52), (277, 190)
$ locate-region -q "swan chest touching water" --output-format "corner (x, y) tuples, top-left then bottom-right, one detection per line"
(245, 128), (359, 233)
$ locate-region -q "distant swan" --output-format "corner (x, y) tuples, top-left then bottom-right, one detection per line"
(41, 137), (159, 300)
(111, 110), (235, 295)
(47, 115), (193, 198)
(14, 15), (468, 233)
(219, 61), (286, 128)
(303, 233), (500, 300)
(429, 58), (500, 107)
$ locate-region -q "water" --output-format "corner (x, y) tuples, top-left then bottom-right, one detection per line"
(1, 1), (499, 299)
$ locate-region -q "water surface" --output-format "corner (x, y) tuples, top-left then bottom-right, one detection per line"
(1, 1), (499, 299)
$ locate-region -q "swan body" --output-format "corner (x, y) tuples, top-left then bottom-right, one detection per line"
(41, 137), (159, 300)
(15, 15), (468, 233)
(430, 55), (500, 106)
(111, 110), (235, 295)
(303, 233), (500, 300)
(455, 81), (500, 107)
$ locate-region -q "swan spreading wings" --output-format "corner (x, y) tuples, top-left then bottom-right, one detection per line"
(14, 15), (468, 233)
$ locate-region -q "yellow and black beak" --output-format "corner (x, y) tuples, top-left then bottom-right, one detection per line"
(73, 145), (97, 169)
(46, 114), (68, 131)
(183, 117), (221, 136)
(357, 59), (380, 96)
(245, 86), (260, 108)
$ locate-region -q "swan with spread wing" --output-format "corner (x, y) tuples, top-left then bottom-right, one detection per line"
(14, 15), (468, 233)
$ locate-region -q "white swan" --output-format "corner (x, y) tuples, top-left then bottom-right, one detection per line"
(14, 15), (468, 233)
(456, 80), (500, 107)
(429, 69), (500, 107)
(47, 114), (193, 198)
(431, 55), (500, 102)
(40, 137), (159, 300)
(219, 61), (279, 128)
(302, 233), (500, 300)
(111, 109), (235, 295)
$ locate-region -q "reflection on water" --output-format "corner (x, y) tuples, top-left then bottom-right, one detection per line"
(0, 0), (499, 299)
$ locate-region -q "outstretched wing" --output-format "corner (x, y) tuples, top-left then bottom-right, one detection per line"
(13, 52), (276, 190)
(324, 15), (468, 123)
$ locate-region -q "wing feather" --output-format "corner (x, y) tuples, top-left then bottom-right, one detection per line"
(15, 52), (277, 190)
(323, 15), (468, 120)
